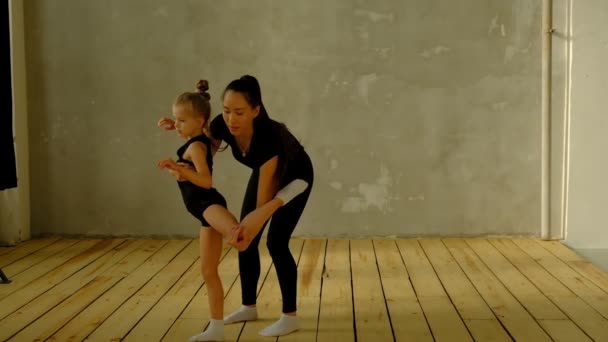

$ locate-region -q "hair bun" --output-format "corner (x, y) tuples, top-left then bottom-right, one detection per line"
(196, 79), (209, 92)
(196, 79), (210, 100)
(240, 75), (258, 84)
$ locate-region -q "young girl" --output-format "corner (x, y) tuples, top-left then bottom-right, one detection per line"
(158, 80), (306, 341)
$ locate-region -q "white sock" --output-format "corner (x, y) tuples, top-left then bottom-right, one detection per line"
(223, 305), (258, 324)
(188, 319), (224, 342)
(276, 179), (308, 205)
(259, 314), (299, 337)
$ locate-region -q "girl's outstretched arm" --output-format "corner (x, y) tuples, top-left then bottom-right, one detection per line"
(157, 117), (176, 131)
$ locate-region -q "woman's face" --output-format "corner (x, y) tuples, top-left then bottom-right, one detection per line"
(222, 90), (259, 137)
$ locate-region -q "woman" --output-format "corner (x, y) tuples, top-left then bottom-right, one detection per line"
(212, 75), (314, 337)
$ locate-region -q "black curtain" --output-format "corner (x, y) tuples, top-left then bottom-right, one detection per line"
(1, 1), (17, 191)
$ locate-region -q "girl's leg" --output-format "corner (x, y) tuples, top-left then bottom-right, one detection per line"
(200, 227), (224, 319)
(202, 204), (239, 238)
(188, 227), (224, 342)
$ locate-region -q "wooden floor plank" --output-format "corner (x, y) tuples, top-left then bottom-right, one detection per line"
(443, 238), (552, 342)
(419, 239), (495, 320)
(375, 240), (433, 342)
(316, 240), (354, 342)
(84, 240), (195, 341)
(420, 239), (511, 341)
(0, 239), (119, 322)
(4, 237), (607, 342)
(9, 276), (117, 341)
(0, 240), (100, 301)
(0, 239), (79, 279)
(10, 240), (154, 341)
(49, 240), (180, 341)
(279, 239), (326, 342)
(538, 319), (593, 342)
(0, 238), (60, 267)
(350, 240), (393, 341)
(124, 244), (235, 341)
(0, 239), (129, 341)
(550, 296), (608, 341)
(466, 238), (566, 320)
(464, 319), (512, 342)
(491, 238), (608, 341)
(397, 239), (472, 342)
(37, 240), (169, 341)
(489, 239), (574, 297)
(513, 239), (608, 319)
(537, 240), (608, 294)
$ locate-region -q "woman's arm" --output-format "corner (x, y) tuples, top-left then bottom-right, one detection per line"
(231, 177), (309, 251)
(231, 156), (279, 247)
(229, 197), (283, 251)
(256, 156), (279, 207)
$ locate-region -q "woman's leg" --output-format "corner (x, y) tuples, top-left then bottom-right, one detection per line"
(223, 170), (265, 324)
(223, 176), (311, 324)
(259, 183), (312, 337)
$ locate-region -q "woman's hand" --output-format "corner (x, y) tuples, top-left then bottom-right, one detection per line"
(239, 206), (271, 238)
(229, 225), (253, 251)
(158, 117), (176, 131)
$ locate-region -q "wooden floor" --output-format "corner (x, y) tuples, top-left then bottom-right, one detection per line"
(0, 238), (607, 341)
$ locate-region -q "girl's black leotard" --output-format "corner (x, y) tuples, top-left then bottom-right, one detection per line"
(176, 134), (226, 227)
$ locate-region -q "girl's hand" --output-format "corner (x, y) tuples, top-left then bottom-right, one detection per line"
(176, 162), (194, 170)
(158, 117), (176, 131)
(158, 158), (179, 170)
(169, 169), (186, 181)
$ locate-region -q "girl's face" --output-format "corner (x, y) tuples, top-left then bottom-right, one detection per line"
(222, 90), (259, 137)
(172, 102), (205, 139)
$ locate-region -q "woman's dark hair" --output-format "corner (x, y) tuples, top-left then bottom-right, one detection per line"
(223, 75), (270, 121)
(223, 75), (301, 186)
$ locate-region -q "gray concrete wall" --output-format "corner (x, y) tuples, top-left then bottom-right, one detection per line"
(565, 0), (608, 249)
(24, 1), (543, 238)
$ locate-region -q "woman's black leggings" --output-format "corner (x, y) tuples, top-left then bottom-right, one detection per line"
(238, 169), (313, 313)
